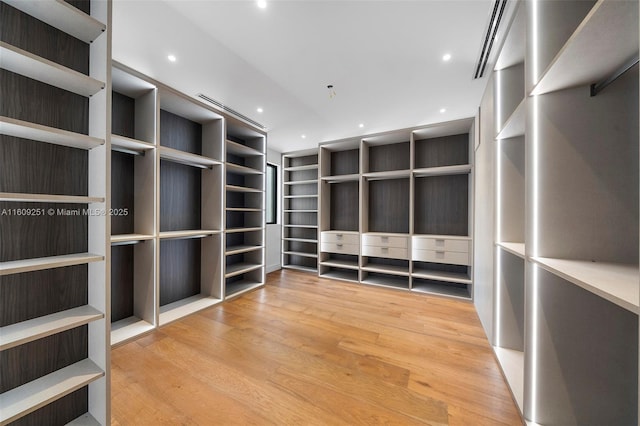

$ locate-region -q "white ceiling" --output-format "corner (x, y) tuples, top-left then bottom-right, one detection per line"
(112, 0), (494, 153)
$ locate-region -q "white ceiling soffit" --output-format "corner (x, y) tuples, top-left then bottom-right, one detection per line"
(113, 0), (496, 153)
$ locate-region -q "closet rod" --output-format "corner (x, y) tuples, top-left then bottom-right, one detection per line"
(590, 55), (638, 97)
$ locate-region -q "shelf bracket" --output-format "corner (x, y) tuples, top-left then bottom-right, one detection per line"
(590, 55), (639, 97)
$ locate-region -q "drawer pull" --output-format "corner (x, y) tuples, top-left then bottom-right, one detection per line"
(381, 247), (389, 252)
(337, 243), (343, 247)
(381, 236), (389, 241)
(336, 234), (343, 239)
(436, 250), (446, 254)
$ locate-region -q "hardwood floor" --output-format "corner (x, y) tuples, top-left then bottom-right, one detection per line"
(111, 269), (522, 425)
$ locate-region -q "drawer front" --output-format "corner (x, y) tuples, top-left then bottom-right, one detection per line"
(321, 242), (359, 255)
(362, 245), (408, 260)
(362, 234), (408, 249)
(321, 232), (360, 245)
(412, 237), (470, 253)
(412, 249), (470, 266)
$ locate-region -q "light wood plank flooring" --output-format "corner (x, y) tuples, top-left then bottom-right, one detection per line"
(111, 269), (522, 425)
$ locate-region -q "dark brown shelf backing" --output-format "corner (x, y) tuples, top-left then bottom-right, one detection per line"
(415, 134), (469, 168)
(0, 2), (89, 75)
(0, 326), (87, 393)
(227, 134), (263, 153)
(286, 211), (317, 226)
(286, 241), (317, 254)
(413, 261), (469, 276)
(160, 109), (202, 155)
(368, 178), (410, 233)
(160, 160), (201, 232)
(0, 202), (88, 262)
(226, 171), (262, 191)
(10, 387), (88, 426)
(112, 91), (136, 138)
(226, 192), (262, 210)
(365, 257), (408, 269)
(226, 210), (261, 229)
(287, 169), (317, 182)
(111, 151), (135, 235)
(287, 182), (316, 197)
(111, 245), (134, 323)
(330, 181), (359, 232)
(284, 254), (316, 269)
(0, 137), (88, 196)
(160, 238), (201, 306)
(284, 227), (316, 241)
(288, 154), (317, 167)
(331, 149), (359, 176)
(0, 265), (88, 327)
(369, 142), (410, 172)
(414, 174), (469, 236)
(286, 197), (317, 211)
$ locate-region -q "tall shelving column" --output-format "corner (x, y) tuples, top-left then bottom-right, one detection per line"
(0, 0), (110, 423)
(109, 64), (157, 345)
(318, 139), (361, 282)
(282, 148), (319, 273)
(157, 88), (224, 325)
(524, 0), (639, 423)
(224, 118), (266, 298)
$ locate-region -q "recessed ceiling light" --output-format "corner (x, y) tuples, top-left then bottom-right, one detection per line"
(359, 123), (364, 128)
(167, 54), (177, 62)
(301, 134), (306, 139)
(440, 108), (447, 113)
(257, 0), (267, 9)
(442, 53), (452, 62)
(257, 107), (263, 113)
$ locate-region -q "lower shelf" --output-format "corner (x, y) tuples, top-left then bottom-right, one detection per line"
(361, 273), (410, 290)
(111, 316), (155, 346)
(412, 267), (471, 284)
(282, 264), (317, 273)
(319, 259), (359, 270)
(67, 413), (100, 425)
(320, 268), (359, 283)
(411, 278), (471, 300)
(159, 295), (223, 326)
(493, 346), (525, 414)
(225, 278), (263, 298)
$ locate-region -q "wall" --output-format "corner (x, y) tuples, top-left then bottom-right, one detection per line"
(266, 147), (282, 273)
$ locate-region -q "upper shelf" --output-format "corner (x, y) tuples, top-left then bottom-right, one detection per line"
(363, 170), (411, 181)
(284, 164), (318, 172)
(226, 140), (263, 157)
(111, 135), (154, 154)
(284, 179), (317, 185)
(531, 0), (639, 96)
(497, 242), (526, 259)
(0, 253), (103, 276)
(226, 185), (262, 193)
(0, 192), (104, 204)
(160, 146), (221, 169)
(413, 164), (472, 177)
(3, 0), (106, 43)
(321, 174), (359, 183)
(532, 257), (639, 314)
(496, 99), (525, 140)
(0, 116), (104, 150)
(0, 42), (105, 97)
(226, 162), (263, 175)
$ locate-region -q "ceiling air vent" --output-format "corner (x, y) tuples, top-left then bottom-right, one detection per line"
(197, 93), (267, 130)
(473, 0), (508, 79)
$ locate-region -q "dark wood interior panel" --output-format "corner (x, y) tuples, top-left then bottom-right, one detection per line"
(286, 211), (317, 226)
(0, 326), (87, 393)
(286, 241), (317, 253)
(0, 136), (88, 196)
(331, 149), (359, 175)
(111, 245), (134, 323)
(288, 155), (317, 167)
(369, 142), (410, 172)
(112, 91), (135, 138)
(284, 227), (317, 240)
(414, 175), (469, 235)
(65, 0), (91, 14)
(288, 169), (317, 182)
(226, 211), (261, 229)
(415, 134), (469, 168)
(365, 257), (408, 268)
(0, 202), (87, 262)
(286, 197), (317, 211)
(330, 181), (359, 231)
(368, 178), (410, 233)
(0, 265), (87, 327)
(111, 151), (135, 235)
(289, 183), (316, 196)
(159, 239), (201, 306)
(284, 254), (316, 269)
(10, 387), (88, 426)
(160, 110), (202, 154)
(0, 70), (89, 133)
(160, 160), (201, 232)
(0, 3), (89, 74)
(413, 261), (469, 275)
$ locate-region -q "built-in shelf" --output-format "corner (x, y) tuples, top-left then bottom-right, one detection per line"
(496, 99), (525, 139)
(226, 184), (262, 193)
(283, 224), (317, 229)
(412, 268), (472, 284)
(159, 146), (220, 169)
(284, 164), (318, 172)
(0, 192), (104, 204)
(226, 140), (263, 157)
(413, 164), (472, 177)
(0, 116), (104, 150)
(226, 227), (263, 233)
(362, 275), (409, 290)
(0, 42), (105, 97)
(531, 0), (639, 96)
(0, 359), (104, 425)
(67, 413), (101, 426)
(111, 317), (155, 346)
(284, 194), (318, 199)
(0, 253), (103, 276)
(226, 207), (262, 212)
(225, 245), (262, 256)
(320, 269), (359, 282)
(283, 238), (318, 243)
(283, 251), (318, 259)
(411, 280), (471, 300)
(497, 242), (526, 259)
(321, 174), (360, 183)
(0, 306), (103, 351)
(283, 264), (317, 273)
(2, 0), (106, 43)
(110, 234), (155, 244)
(225, 162), (263, 175)
(284, 179), (317, 186)
(320, 259), (360, 270)
(159, 230), (219, 240)
(362, 170), (411, 180)
(159, 295), (223, 326)
(284, 209), (317, 213)
(111, 134), (154, 154)
(361, 263), (410, 276)
(225, 280), (262, 297)
(493, 347), (525, 413)
(225, 262), (262, 278)
(531, 257), (639, 313)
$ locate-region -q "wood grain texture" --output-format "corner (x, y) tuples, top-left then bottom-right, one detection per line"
(10, 387), (88, 426)
(369, 142), (410, 172)
(288, 154), (318, 167)
(368, 178), (410, 233)
(159, 239), (201, 306)
(0, 265), (87, 327)
(414, 175), (469, 236)
(331, 149), (359, 175)
(415, 134), (469, 169)
(111, 151), (135, 235)
(330, 181), (358, 231)
(160, 109), (202, 155)
(159, 160), (201, 232)
(111, 245), (134, 323)
(284, 227), (317, 241)
(111, 270), (522, 425)
(112, 91), (136, 138)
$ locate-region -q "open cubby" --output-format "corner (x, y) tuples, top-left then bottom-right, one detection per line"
(414, 174), (468, 236)
(366, 178), (409, 233)
(320, 266), (359, 282)
(227, 170), (263, 191)
(160, 109), (201, 154)
(160, 160), (201, 231)
(283, 254), (317, 270)
(227, 191), (262, 211)
(496, 249), (524, 351)
(286, 168), (317, 183)
(284, 226), (317, 241)
(497, 136), (525, 244)
(226, 210), (262, 230)
(285, 211), (317, 226)
(329, 181), (359, 231)
(362, 257), (409, 275)
(287, 181), (317, 197)
(361, 271), (409, 290)
(330, 148), (359, 176)
(225, 229), (263, 252)
(414, 133), (469, 169)
(225, 267), (263, 297)
(412, 261), (470, 282)
(287, 154), (318, 168)
(227, 152), (263, 173)
(159, 238), (201, 306)
(285, 196), (317, 211)
(412, 278), (471, 299)
(367, 142), (410, 172)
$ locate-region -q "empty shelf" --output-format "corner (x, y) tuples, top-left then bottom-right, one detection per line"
(225, 245), (262, 255)
(412, 268), (472, 284)
(531, 257), (639, 313)
(497, 242), (526, 259)
(413, 164), (472, 177)
(531, 0), (639, 95)
(111, 317), (155, 346)
(411, 280), (471, 300)
(111, 234), (155, 244)
(0, 42), (104, 97)
(320, 259), (360, 270)
(226, 279), (263, 298)
(362, 264), (410, 276)
(362, 275), (409, 290)
(67, 413), (100, 426)
(493, 347), (525, 413)
(0, 305), (103, 351)
(226, 162), (263, 175)
(496, 99), (525, 139)
(159, 295), (223, 326)
(226, 207), (262, 212)
(284, 164), (318, 171)
(283, 224), (318, 229)
(284, 179), (317, 185)
(284, 251), (318, 259)
(226, 140), (263, 157)
(363, 170), (411, 180)
(0, 116), (104, 150)
(0, 358), (104, 425)
(321, 174), (359, 183)
(0, 253), (103, 276)
(160, 146), (220, 169)
(320, 269), (359, 282)
(284, 209), (317, 213)
(159, 230), (218, 240)
(225, 262), (262, 278)
(284, 237), (318, 243)
(284, 194), (318, 199)
(283, 264), (317, 273)
(111, 134), (154, 153)
(226, 185), (262, 193)
(3, 0), (106, 43)
(226, 227), (263, 233)
(0, 192), (104, 204)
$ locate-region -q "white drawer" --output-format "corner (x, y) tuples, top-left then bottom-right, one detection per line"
(321, 232), (359, 245)
(412, 237), (470, 253)
(362, 234), (408, 249)
(321, 242), (359, 255)
(412, 249), (470, 266)
(362, 245), (409, 260)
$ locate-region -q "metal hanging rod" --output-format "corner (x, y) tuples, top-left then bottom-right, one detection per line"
(590, 55), (639, 97)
